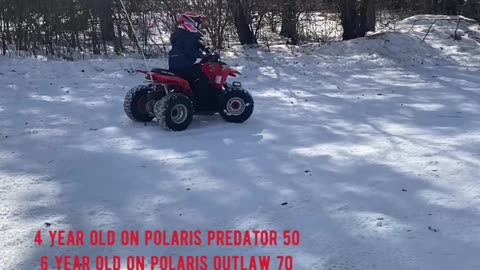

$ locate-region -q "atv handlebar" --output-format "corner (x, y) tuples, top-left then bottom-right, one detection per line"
(204, 47), (214, 54)
(201, 48), (220, 63)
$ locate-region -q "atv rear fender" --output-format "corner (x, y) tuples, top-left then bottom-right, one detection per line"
(136, 70), (192, 95)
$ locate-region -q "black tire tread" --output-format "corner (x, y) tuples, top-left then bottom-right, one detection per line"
(220, 86), (254, 123)
(124, 85), (154, 122)
(154, 93), (194, 131)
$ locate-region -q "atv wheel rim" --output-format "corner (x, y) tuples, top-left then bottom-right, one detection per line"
(226, 97), (246, 116)
(137, 96), (148, 114)
(171, 104), (188, 124)
(146, 100), (156, 116)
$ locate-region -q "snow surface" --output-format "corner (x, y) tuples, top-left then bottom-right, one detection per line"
(1, 15), (480, 270)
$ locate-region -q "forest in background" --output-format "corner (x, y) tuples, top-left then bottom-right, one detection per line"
(0, 0), (478, 58)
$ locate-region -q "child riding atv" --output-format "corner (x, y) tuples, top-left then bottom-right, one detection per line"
(168, 12), (217, 111)
(123, 11), (254, 131)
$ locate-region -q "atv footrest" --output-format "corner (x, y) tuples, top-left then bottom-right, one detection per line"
(151, 68), (178, 77)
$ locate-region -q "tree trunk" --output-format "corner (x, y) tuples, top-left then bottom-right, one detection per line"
(226, 0), (257, 45)
(339, 0), (358, 40)
(1, 21), (6, 55)
(433, 0), (440, 13)
(94, 0), (116, 42)
(280, 0), (299, 44)
(425, 0), (434, 13)
(364, 0), (376, 32)
(462, 0), (480, 22)
(339, 0), (375, 40)
(445, 0), (458, 15)
(113, 11), (124, 53)
(90, 16), (100, 54)
(6, 20), (12, 44)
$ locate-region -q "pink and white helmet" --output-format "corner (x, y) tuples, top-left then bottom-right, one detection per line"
(177, 11), (207, 28)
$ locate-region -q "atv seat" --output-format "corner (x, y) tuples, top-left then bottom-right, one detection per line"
(151, 68), (178, 77)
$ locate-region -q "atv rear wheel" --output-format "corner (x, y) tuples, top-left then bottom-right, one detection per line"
(220, 87), (254, 123)
(124, 85), (154, 122)
(154, 93), (194, 131)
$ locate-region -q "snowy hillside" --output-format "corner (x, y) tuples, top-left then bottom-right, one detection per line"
(1, 15), (480, 270)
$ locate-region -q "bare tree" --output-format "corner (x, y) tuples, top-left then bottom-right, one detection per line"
(339, 0), (376, 40)
(226, 0), (257, 44)
(280, 0), (299, 44)
(0, 0), (474, 57)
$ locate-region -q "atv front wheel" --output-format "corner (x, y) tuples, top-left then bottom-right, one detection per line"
(154, 93), (194, 131)
(124, 85), (154, 122)
(220, 87), (254, 123)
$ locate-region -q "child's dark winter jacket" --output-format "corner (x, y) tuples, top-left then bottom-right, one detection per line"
(168, 28), (205, 72)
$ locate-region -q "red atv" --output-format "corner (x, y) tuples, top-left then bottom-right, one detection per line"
(123, 49), (254, 131)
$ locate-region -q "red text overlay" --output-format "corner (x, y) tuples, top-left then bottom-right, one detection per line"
(35, 230), (300, 270)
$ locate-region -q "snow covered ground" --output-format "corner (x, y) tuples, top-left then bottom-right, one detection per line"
(1, 15), (480, 270)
